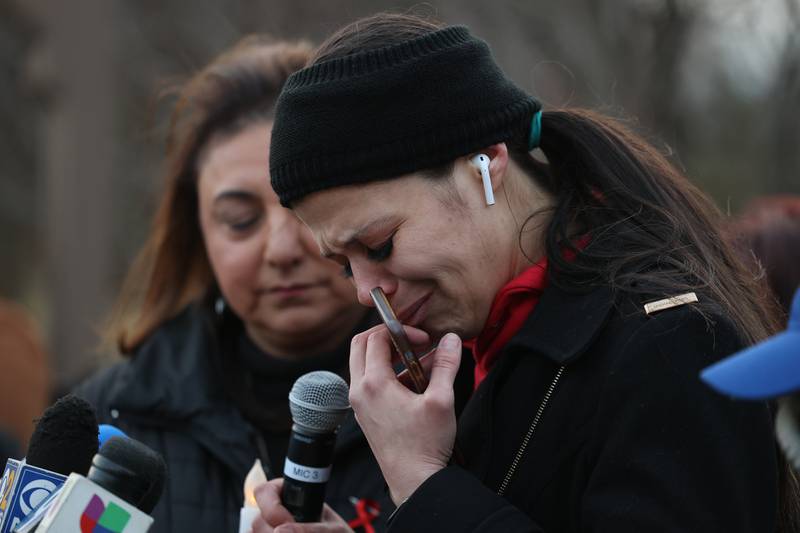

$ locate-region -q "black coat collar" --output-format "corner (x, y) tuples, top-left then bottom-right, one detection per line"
(504, 282), (616, 365)
(454, 282), (615, 484)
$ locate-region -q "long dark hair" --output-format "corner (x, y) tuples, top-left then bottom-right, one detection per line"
(312, 12), (800, 531)
(514, 110), (779, 342)
(106, 36), (312, 354)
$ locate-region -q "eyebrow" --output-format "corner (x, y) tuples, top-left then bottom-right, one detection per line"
(321, 215), (398, 258)
(213, 190), (258, 203)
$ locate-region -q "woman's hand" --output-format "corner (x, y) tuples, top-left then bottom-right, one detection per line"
(349, 326), (463, 504)
(250, 479), (353, 533)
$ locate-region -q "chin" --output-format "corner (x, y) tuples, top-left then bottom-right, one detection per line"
(424, 316), (474, 343)
(274, 314), (331, 336)
(420, 320), (452, 343)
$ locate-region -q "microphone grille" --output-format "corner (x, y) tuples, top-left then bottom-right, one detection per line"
(288, 371), (350, 434)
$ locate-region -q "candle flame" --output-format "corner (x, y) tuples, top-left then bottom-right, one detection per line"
(243, 458), (268, 507)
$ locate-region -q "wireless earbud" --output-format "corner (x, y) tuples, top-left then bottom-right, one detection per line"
(470, 153), (495, 206)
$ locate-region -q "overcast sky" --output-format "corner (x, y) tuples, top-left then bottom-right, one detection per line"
(687, 0), (794, 100)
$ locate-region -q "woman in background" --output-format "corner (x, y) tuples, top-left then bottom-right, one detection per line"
(77, 37), (391, 533)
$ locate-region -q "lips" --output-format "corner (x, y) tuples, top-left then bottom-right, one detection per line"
(270, 283), (315, 292)
(267, 282), (324, 296)
(397, 293), (432, 325)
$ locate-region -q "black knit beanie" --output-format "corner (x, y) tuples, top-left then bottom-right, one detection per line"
(270, 25), (541, 207)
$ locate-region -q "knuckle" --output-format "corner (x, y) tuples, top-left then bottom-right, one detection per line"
(426, 391), (454, 412)
(263, 506), (290, 527)
(360, 377), (381, 396)
(433, 356), (458, 371)
(351, 333), (365, 347)
(253, 484), (269, 505)
(434, 351), (461, 374)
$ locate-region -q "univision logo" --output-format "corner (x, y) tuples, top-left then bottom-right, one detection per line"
(80, 495), (131, 533)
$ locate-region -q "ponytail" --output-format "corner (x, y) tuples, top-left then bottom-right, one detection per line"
(512, 109), (778, 344)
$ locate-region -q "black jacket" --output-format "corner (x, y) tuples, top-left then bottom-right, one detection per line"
(390, 284), (779, 532)
(76, 304), (393, 533)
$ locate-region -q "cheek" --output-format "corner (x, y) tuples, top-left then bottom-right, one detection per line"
(404, 244), (487, 316)
(298, 225), (320, 252)
(392, 228), (465, 282)
(205, 231), (264, 297)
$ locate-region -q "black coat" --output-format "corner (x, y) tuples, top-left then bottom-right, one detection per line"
(76, 304), (393, 533)
(390, 284), (779, 532)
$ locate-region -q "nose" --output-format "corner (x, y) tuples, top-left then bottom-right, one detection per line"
(350, 261), (398, 307)
(264, 212), (305, 269)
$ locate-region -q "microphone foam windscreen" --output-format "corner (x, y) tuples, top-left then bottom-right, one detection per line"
(26, 394), (98, 475)
(96, 436), (167, 513)
(288, 371), (350, 433)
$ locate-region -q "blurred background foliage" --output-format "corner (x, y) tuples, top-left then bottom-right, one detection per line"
(1, 0), (798, 392)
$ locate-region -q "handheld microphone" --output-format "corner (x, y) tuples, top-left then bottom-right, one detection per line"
(33, 436), (166, 533)
(281, 371), (350, 522)
(0, 395), (98, 532)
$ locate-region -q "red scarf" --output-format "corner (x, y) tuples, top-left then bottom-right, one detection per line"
(466, 236), (587, 389)
(466, 256), (549, 389)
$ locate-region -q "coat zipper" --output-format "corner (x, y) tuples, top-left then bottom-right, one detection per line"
(497, 365), (566, 496)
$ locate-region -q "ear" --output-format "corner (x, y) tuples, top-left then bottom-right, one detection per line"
(468, 143), (509, 199)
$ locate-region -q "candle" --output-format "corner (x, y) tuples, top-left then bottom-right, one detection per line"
(238, 459), (268, 533)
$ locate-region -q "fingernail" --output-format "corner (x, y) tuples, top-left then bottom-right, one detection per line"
(440, 332), (460, 349)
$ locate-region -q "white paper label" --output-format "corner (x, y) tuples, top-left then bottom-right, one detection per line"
(283, 459), (331, 484)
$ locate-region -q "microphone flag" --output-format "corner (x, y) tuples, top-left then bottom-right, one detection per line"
(35, 473), (153, 532)
(0, 458), (66, 532)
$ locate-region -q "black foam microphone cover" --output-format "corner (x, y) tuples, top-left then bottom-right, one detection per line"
(88, 436), (167, 513)
(26, 394), (98, 475)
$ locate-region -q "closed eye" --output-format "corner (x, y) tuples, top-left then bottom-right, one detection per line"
(229, 215), (260, 232)
(365, 236), (394, 262)
(340, 236), (393, 279)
